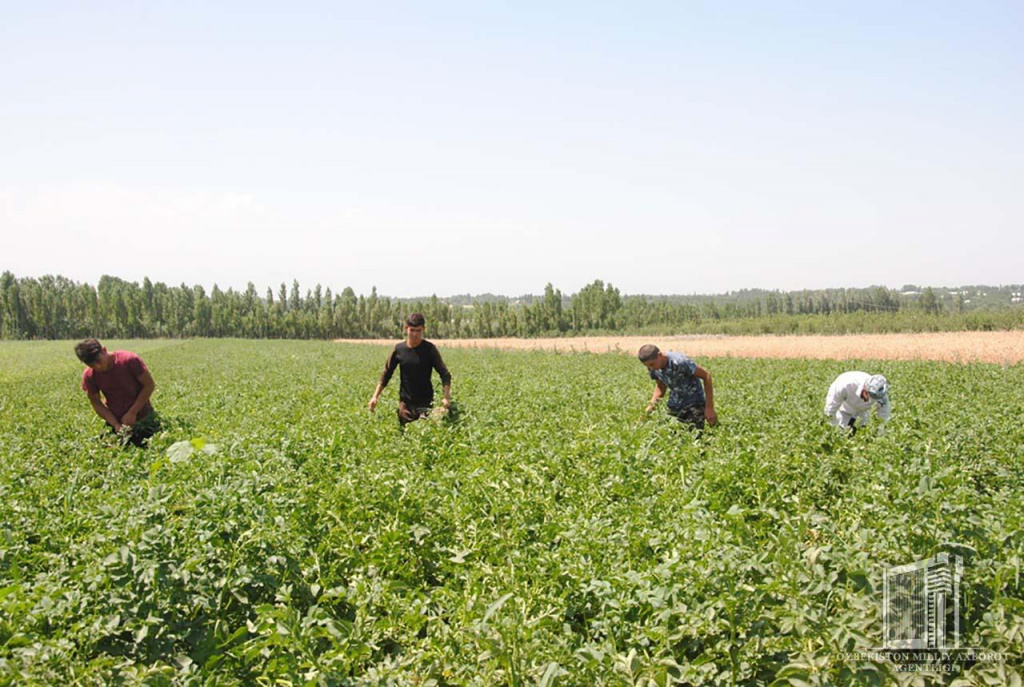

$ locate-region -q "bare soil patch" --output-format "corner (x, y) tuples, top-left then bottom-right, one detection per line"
(336, 331), (1024, 363)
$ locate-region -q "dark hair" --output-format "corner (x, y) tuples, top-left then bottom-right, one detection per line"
(637, 344), (660, 362)
(406, 313), (426, 328)
(75, 338), (104, 365)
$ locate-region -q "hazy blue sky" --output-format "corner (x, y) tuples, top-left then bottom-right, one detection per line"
(2, 1), (1021, 296)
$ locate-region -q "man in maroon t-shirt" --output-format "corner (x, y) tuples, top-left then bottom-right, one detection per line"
(75, 338), (160, 446)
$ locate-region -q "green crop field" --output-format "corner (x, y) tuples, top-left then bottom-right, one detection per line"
(1, 340), (1022, 685)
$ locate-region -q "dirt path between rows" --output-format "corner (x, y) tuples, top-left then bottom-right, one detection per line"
(336, 331), (1024, 363)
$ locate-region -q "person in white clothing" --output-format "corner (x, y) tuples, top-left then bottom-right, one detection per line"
(824, 371), (891, 432)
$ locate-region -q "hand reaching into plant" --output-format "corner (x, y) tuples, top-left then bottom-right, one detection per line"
(115, 424), (133, 446)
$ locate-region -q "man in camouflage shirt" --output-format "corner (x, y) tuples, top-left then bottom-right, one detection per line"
(638, 344), (717, 429)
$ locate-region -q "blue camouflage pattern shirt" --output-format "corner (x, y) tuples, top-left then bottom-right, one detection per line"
(650, 352), (705, 409)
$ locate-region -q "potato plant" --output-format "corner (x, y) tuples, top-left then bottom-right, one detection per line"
(0, 340), (1022, 685)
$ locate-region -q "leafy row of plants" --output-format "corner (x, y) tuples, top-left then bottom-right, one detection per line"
(1, 340), (1022, 684)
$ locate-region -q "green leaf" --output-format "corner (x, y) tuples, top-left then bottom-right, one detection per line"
(483, 593), (513, 624)
(166, 440), (194, 463)
(539, 661), (563, 687)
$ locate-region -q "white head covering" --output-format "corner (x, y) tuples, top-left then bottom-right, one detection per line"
(866, 374), (889, 402)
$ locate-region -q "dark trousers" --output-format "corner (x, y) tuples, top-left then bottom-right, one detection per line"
(668, 403), (706, 429)
(397, 401), (433, 426)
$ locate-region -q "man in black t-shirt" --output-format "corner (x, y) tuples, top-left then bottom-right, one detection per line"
(368, 313), (452, 425)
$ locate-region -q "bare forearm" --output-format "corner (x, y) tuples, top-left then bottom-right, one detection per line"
(89, 397), (119, 427)
(367, 382), (387, 412)
(442, 384), (451, 403)
(646, 387), (664, 410)
(128, 381), (155, 415)
(703, 375), (714, 409)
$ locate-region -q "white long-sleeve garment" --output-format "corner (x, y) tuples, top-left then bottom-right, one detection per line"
(824, 371), (891, 427)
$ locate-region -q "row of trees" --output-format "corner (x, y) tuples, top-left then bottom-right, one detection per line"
(1, 271), (1019, 341)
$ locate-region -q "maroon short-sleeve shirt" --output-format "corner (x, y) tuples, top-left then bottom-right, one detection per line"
(81, 351), (154, 422)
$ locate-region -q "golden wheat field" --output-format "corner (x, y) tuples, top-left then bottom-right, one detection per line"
(338, 331), (1024, 363)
